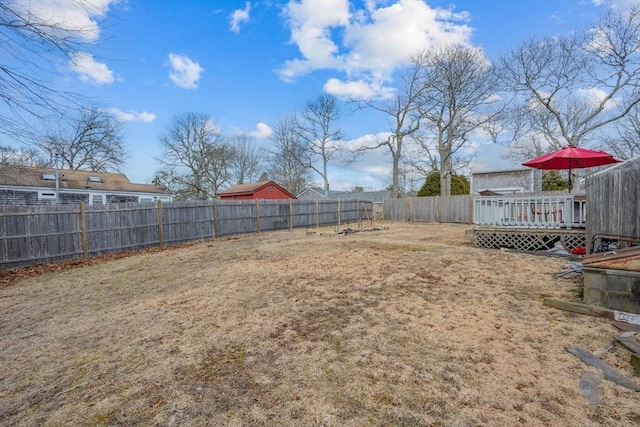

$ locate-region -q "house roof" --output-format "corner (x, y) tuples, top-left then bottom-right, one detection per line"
(0, 164), (170, 194)
(218, 180), (296, 198)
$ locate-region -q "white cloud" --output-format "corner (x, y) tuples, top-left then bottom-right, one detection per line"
(324, 77), (395, 100)
(70, 52), (114, 85)
(248, 122), (273, 138)
(592, 0), (639, 12)
(279, 0), (473, 98)
(11, 0), (117, 42)
(577, 87), (616, 109)
(167, 53), (204, 89)
(101, 107), (156, 123)
(230, 2), (251, 33)
(279, 0), (351, 81)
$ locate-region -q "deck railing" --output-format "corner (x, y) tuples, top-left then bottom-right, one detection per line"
(473, 194), (586, 228)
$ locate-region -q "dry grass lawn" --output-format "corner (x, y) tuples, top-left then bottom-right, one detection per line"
(1, 222), (639, 426)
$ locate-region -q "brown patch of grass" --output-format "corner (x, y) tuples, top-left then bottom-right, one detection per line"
(1, 222), (638, 426)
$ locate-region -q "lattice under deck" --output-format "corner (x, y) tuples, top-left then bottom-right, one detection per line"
(474, 228), (586, 251)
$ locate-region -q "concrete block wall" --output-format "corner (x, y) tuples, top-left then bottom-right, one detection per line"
(583, 267), (640, 314)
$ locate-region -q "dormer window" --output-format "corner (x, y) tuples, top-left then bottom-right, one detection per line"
(88, 176), (102, 183)
(42, 173), (56, 180)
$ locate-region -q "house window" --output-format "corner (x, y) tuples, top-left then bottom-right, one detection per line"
(88, 176), (102, 183)
(139, 197), (154, 203)
(90, 194), (105, 205)
(38, 191), (56, 200)
(42, 174), (56, 180)
(268, 185), (274, 192)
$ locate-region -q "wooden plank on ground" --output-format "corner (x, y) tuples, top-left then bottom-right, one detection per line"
(616, 336), (640, 355)
(566, 346), (640, 392)
(543, 298), (614, 319)
(632, 354), (640, 374)
(612, 321), (640, 333)
(593, 332), (636, 356)
(615, 311), (640, 326)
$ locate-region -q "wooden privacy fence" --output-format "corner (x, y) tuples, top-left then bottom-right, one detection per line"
(0, 198), (373, 270)
(383, 195), (473, 223)
(586, 159), (640, 251)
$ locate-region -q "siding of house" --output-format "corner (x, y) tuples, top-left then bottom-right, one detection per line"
(0, 189), (40, 206)
(0, 189), (159, 206)
(0, 189), (90, 206)
(471, 170), (539, 194)
(106, 194), (140, 203)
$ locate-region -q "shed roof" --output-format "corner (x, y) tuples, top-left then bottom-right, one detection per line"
(0, 164), (169, 194)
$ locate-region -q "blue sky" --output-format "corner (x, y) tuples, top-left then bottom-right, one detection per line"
(6, 0), (626, 191)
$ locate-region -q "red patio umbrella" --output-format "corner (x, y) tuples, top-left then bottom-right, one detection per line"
(522, 145), (622, 192)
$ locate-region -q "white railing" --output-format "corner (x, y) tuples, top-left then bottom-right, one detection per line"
(473, 194), (586, 228)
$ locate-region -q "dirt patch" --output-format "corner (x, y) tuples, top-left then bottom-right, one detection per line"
(1, 222), (638, 426)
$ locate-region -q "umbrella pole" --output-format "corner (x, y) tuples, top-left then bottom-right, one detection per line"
(568, 167), (572, 193)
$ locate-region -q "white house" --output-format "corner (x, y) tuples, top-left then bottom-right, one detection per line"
(0, 164), (172, 206)
(470, 144), (541, 195)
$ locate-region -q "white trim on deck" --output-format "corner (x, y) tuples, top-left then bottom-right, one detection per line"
(473, 194), (586, 229)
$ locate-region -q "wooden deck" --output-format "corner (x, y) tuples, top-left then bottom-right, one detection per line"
(473, 194), (586, 251)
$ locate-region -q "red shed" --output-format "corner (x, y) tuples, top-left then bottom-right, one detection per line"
(218, 180), (297, 200)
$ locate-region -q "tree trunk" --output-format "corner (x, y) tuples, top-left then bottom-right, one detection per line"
(440, 156), (452, 196)
(391, 134), (402, 197)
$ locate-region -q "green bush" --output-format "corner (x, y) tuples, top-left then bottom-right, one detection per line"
(417, 172), (470, 196)
(542, 170), (568, 191)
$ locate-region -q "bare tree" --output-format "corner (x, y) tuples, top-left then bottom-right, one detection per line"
(603, 104), (640, 160)
(0, 145), (47, 166)
(412, 46), (500, 196)
(356, 58), (427, 197)
(297, 94), (343, 196)
(227, 134), (268, 185)
(499, 5), (640, 150)
(156, 113), (234, 200)
(482, 105), (536, 148)
(38, 107), (126, 171)
(0, 2), (102, 140)
(268, 116), (309, 196)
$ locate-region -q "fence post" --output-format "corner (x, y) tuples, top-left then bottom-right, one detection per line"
(157, 200), (164, 246)
(212, 200), (219, 238)
(289, 199), (294, 231)
(316, 200), (319, 228)
(436, 196), (441, 222)
(337, 199), (341, 227)
(79, 202), (88, 258)
(406, 197), (411, 222)
(255, 199), (261, 233)
(469, 195), (474, 224)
